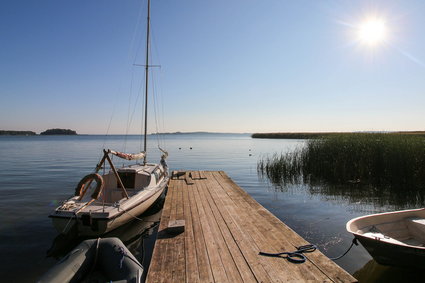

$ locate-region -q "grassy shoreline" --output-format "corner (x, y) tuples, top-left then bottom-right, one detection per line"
(258, 133), (425, 190)
(252, 131), (425, 139)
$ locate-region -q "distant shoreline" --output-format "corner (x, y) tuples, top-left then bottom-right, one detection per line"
(152, 131), (250, 135)
(0, 130), (37, 136)
(0, 128), (77, 136)
(0, 131), (249, 136)
(5, 131), (425, 138)
(252, 131), (425, 139)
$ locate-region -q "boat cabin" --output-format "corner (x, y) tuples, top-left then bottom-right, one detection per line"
(80, 164), (164, 205)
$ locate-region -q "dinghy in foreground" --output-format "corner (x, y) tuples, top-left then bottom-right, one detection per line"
(39, 237), (143, 283)
(347, 208), (425, 269)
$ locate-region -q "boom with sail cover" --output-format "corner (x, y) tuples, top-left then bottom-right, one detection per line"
(108, 149), (146, 161)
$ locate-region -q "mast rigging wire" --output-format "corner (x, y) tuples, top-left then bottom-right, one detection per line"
(102, 0), (146, 154)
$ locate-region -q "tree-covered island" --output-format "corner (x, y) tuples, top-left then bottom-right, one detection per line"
(40, 128), (77, 135)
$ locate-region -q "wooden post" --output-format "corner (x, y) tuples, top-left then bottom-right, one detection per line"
(75, 198), (96, 214)
(104, 151), (129, 199)
(95, 152), (108, 173)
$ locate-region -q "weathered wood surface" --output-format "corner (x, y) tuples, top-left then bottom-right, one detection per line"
(146, 171), (357, 283)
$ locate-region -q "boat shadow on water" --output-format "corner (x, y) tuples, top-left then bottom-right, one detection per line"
(354, 259), (425, 282)
(46, 190), (165, 279)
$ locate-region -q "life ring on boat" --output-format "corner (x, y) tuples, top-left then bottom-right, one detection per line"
(75, 173), (104, 199)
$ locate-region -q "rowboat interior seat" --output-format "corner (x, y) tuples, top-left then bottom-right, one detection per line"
(362, 232), (406, 245)
(359, 217), (425, 247)
(404, 217), (425, 245)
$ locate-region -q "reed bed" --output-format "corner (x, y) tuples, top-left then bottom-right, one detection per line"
(258, 133), (425, 190)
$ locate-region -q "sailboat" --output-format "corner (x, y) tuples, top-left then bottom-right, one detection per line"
(50, 0), (169, 236)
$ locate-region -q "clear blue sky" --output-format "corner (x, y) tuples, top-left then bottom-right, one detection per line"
(1, 0), (424, 134)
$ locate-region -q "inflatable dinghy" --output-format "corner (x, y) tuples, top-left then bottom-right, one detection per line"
(39, 237), (143, 283)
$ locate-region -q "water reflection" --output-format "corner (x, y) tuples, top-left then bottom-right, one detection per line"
(310, 184), (425, 210)
(354, 259), (425, 282)
(46, 191), (164, 278)
(258, 173), (425, 279)
(263, 178), (425, 212)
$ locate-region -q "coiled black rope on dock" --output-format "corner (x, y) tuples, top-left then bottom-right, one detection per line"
(329, 238), (359, 260)
(259, 244), (317, 263)
(259, 238), (358, 263)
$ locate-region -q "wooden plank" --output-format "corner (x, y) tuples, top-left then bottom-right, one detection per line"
(210, 172), (307, 280)
(195, 179), (244, 283)
(147, 171), (357, 283)
(190, 171), (200, 180)
(158, 179), (179, 283)
(182, 180), (199, 283)
(171, 181), (185, 283)
(203, 171), (285, 282)
(217, 171), (355, 282)
(199, 170), (207, 179)
(216, 171), (333, 281)
(185, 174), (194, 185)
(197, 177), (263, 283)
(147, 179), (176, 283)
(191, 178), (229, 282)
(210, 172), (328, 281)
(187, 180), (214, 282)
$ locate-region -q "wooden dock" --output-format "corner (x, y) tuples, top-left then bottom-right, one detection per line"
(146, 171), (356, 282)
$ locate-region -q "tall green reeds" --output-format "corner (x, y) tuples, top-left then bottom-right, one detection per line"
(258, 134), (425, 190)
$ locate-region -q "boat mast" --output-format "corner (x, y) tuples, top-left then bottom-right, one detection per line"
(143, 0), (151, 165)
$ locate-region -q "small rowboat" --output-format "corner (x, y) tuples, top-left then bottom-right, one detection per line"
(347, 208), (425, 269)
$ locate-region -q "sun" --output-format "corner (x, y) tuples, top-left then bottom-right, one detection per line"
(357, 17), (387, 46)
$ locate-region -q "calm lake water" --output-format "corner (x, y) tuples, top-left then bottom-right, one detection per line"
(0, 134), (424, 282)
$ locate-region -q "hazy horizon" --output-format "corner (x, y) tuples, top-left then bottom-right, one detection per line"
(2, 129), (425, 136)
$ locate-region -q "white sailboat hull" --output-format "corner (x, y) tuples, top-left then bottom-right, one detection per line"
(50, 163), (169, 236)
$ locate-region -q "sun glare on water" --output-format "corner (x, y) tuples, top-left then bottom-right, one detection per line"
(357, 17), (387, 46)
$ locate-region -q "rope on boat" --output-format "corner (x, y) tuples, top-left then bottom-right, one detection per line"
(124, 209), (158, 223)
(114, 203), (157, 223)
(119, 246), (126, 269)
(329, 238), (359, 260)
(62, 212), (77, 234)
(90, 238), (101, 274)
(118, 243), (144, 270)
(259, 244), (317, 263)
